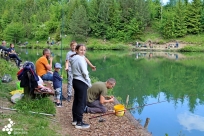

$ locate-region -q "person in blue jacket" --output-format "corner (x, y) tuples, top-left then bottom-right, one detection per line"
(8, 43), (22, 67)
(53, 63), (63, 107)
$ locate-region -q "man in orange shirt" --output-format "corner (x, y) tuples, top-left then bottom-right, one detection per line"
(36, 48), (53, 81)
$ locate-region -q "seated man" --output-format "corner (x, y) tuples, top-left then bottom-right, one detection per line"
(8, 43), (22, 67)
(36, 48), (53, 81)
(85, 78), (116, 113)
(0, 41), (9, 52)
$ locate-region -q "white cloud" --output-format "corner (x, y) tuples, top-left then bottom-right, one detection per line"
(177, 112), (204, 131)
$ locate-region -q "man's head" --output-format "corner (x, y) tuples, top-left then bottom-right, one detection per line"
(43, 48), (51, 59)
(106, 78), (116, 89)
(2, 41), (6, 46)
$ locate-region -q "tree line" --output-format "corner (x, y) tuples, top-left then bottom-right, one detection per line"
(0, 0), (204, 43)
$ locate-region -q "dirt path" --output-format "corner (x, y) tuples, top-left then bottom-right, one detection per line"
(53, 84), (151, 136)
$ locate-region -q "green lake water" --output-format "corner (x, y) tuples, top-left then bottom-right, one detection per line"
(16, 48), (204, 136)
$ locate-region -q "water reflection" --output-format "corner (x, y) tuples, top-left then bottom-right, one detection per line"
(134, 52), (181, 60)
(16, 48), (204, 136)
(178, 112), (204, 132)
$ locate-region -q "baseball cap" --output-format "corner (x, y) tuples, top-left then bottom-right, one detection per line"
(55, 63), (62, 69)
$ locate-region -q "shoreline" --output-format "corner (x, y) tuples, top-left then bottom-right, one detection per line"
(114, 97), (152, 136)
(54, 84), (152, 136)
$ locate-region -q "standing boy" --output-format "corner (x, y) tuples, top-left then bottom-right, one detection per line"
(65, 41), (77, 102)
(53, 63), (63, 107)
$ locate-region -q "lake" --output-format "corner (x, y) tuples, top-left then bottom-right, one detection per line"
(16, 48), (204, 136)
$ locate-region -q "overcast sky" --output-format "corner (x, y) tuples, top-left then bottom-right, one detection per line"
(162, 0), (169, 5)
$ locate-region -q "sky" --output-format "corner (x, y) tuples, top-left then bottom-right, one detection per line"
(162, 0), (169, 5)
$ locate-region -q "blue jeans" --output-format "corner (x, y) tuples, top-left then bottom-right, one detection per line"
(67, 70), (73, 97)
(55, 88), (61, 100)
(41, 72), (53, 81)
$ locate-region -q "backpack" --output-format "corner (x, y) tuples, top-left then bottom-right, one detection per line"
(23, 61), (36, 72)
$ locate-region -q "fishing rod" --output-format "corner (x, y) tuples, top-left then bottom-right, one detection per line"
(89, 93), (197, 120)
(89, 100), (167, 119)
(0, 106), (55, 117)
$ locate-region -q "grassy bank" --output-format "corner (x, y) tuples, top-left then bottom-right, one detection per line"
(18, 35), (129, 50)
(0, 59), (58, 136)
(7, 32), (204, 52)
(179, 45), (204, 52)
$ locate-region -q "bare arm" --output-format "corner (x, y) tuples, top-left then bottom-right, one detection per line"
(65, 60), (69, 71)
(100, 95), (114, 104)
(85, 57), (96, 71)
(45, 57), (53, 71)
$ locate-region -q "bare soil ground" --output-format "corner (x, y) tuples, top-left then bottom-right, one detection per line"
(53, 84), (151, 136)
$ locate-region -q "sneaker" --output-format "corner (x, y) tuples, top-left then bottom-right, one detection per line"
(75, 122), (90, 129)
(56, 103), (62, 107)
(72, 121), (77, 126)
(67, 96), (71, 102)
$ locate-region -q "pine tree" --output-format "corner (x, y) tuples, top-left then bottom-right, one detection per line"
(186, 0), (202, 34)
(174, 0), (187, 37)
(106, 0), (122, 39)
(88, 0), (100, 37)
(161, 9), (176, 38)
(200, 10), (204, 32)
(69, 5), (89, 40)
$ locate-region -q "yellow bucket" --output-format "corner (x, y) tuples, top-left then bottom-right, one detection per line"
(114, 104), (125, 117)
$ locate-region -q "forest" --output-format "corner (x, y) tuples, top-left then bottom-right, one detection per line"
(0, 0), (204, 43)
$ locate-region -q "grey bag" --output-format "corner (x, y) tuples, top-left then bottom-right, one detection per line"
(11, 93), (24, 103)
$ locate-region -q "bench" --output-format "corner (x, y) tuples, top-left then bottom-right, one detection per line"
(34, 88), (54, 97)
(34, 80), (54, 98)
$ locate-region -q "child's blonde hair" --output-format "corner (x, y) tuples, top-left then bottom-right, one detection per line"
(70, 41), (77, 47)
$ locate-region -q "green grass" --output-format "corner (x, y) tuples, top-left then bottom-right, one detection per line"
(0, 112), (59, 136)
(16, 34), (130, 50)
(177, 34), (204, 44)
(0, 59), (19, 80)
(179, 45), (204, 52)
(13, 97), (56, 114)
(0, 59), (58, 136)
(0, 59), (19, 98)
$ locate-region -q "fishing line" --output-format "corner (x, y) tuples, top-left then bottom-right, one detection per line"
(89, 94), (197, 120)
(59, 0), (64, 105)
(89, 100), (167, 119)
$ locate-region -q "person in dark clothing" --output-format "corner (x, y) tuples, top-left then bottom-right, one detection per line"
(53, 63), (63, 107)
(8, 43), (22, 67)
(0, 41), (9, 52)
